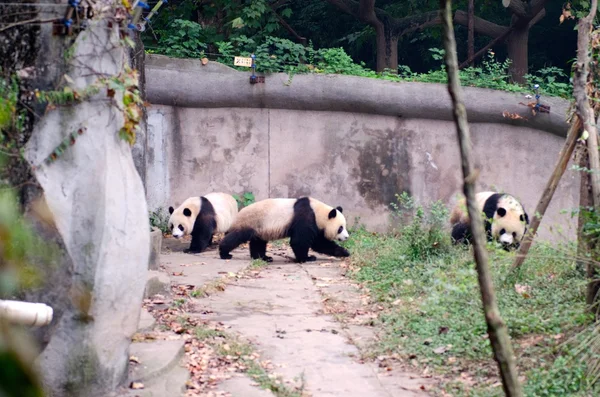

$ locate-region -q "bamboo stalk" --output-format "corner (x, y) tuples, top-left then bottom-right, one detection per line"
(512, 116), (582, 268)
(439, 1), (522, 395)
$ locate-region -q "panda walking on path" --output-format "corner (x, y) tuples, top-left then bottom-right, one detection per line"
(219, 196), (351, 263)
(168, 192), (239, 254)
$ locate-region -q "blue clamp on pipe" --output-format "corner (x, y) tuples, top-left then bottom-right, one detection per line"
(138, 1), (151, 9)
(63, 18), (73, 27)
(68, 0), (80, 7)
(249, 54), (257, 84)
(533, 84), (540, 111)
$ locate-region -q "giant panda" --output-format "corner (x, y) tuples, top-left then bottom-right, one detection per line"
(219, 196), (350, 263)
(168, 192), (238, 254)
(450, 191), (529, 251)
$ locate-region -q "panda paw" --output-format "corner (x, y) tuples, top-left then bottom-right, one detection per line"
(294, 255), (316, 263)
(334, 247), (350, 257)
(220, 253), (233, 260)
(262, 255), (274, 262)
(184, 248), (201, 254)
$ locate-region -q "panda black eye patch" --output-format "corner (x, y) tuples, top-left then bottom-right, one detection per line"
(178, 225), (184, 231)
(338, 226), (343, 234)
(497, 208), (507, 217)
(500, 228), (506, 235)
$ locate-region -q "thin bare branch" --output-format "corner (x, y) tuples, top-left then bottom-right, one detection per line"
(271, 6), (307, 46)
(0, 17), (57, 33)
(502, 0), (528, 19)
(440, 0), (522, 395)
(467, 0), (474, 65)
(454, 10), (506, 38)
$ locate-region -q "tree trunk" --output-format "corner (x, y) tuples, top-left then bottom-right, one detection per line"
(576, 144), (600, 315)
(506, 22), (529, 83)
(467, 0), (474, 65)
(576, 143), (591, 274)
(375, 21), (399, 72)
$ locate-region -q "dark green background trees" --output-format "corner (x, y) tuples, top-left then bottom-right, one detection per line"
(142, 0), (578, 84)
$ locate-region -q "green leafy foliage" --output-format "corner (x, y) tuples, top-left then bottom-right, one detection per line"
(149, 207), (170, 234)
(0, 76), (19, 132)
(233, 192), (256, 209)
(0, 75), (25, 153)
(342, 217), (595, 395)
(0, 179), (54, 397)
(151, 19), (208, 59)
(148, 31), (570, 98)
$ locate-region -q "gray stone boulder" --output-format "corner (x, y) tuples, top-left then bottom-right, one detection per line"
(24, 20), (149, 397)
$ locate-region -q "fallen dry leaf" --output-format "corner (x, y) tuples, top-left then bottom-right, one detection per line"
(129, 355), (140, 364)
(515, 283), (532, 298)
(130, 381), (144, 389)
(433, 346), (449, 355)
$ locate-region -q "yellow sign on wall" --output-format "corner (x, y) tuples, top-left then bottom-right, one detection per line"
(234, 56), (253, 67)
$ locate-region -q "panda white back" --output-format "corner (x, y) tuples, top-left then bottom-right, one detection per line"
(233, 198), (296, 241)
(204, 192), (239, 233)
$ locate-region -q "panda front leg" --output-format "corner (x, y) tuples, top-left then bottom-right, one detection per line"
(249, 238), (272, 262)
(185, 233), (210, 254)
(185, 225), (213, 254)
(289, 236), (316, 263)
(311, 234), (350, 258)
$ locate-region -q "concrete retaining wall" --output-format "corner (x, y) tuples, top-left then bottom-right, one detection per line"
(144, 54), (579, 241)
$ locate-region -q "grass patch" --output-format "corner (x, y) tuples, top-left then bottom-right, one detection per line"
(189, 278), (227, 298)
(249, 258), (269, 270)
(341, 197), (596, 396)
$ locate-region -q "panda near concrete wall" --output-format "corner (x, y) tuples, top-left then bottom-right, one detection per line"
(168, 192), (238, 254)
(219, 196), (350, 263)
(450, 191), (529, 251)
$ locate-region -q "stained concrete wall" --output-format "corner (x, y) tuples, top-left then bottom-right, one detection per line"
(144, 55), (578, 241)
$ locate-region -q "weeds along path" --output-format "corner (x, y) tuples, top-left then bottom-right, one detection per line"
(147, 236), (433, 397)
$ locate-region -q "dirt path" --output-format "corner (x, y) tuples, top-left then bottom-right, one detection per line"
(157, 238), (432, 397)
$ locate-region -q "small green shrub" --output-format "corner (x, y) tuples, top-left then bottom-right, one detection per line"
(389, 192), (452, 261)
(233, 191), (255, 209)
(149, 207), (170, 234)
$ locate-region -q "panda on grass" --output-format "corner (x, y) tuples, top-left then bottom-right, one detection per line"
(450, 191), (529, 251)
(168, 192), (238, 254)
(219, 196), (351, 263)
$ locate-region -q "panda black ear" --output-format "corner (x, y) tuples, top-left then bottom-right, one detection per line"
(183, 208), (192, 217)
(168, 206), (174, 215)
(328, 208), (337, 219)
(336, 206), (343, 213)
(497, 207), (507, 217)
